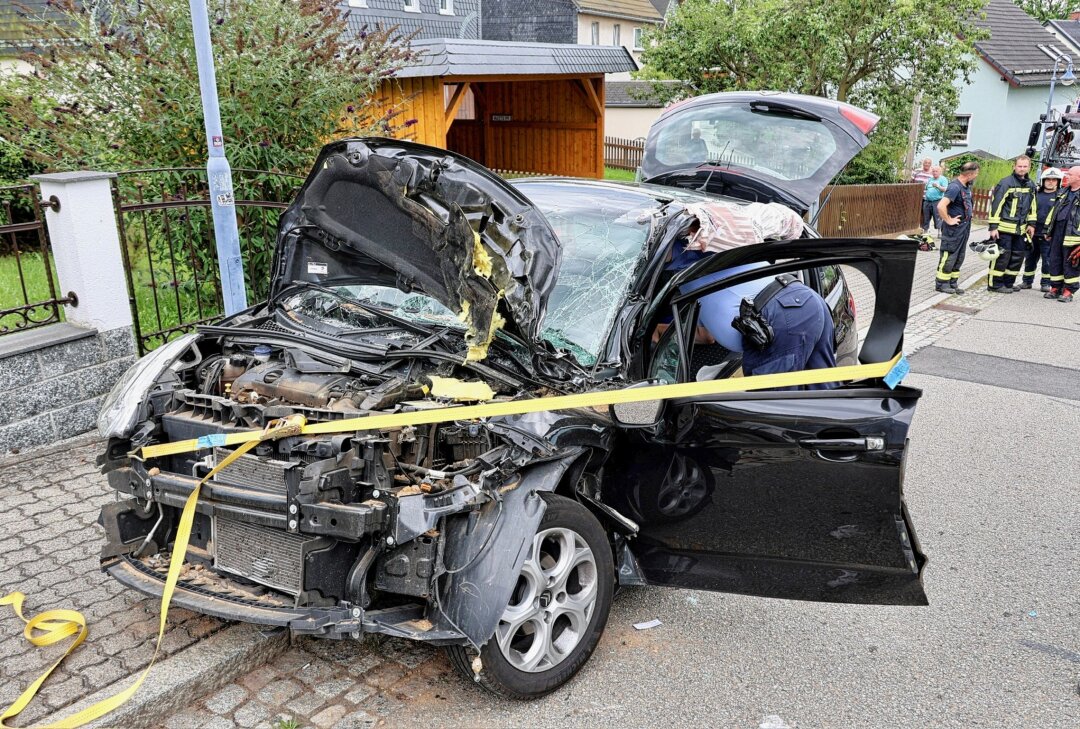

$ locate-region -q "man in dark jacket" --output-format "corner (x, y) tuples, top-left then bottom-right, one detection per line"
(1045, 166), (1080, 303)
(987, 155), (1037, 293)
(1021, 167), (1063, 291)
(935, 161), (980, 294)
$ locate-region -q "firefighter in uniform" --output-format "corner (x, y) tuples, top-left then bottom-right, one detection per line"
(1045, 165), (1080, 303)
(986, 155), (1037, 293)
(935, 161), (980, 294)
(1021, 167), (1064, 291)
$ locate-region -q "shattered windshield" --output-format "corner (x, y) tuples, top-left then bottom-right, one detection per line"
(518, 182), (657, 366)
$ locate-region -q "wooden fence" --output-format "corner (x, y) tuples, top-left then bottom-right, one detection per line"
(814, 182), (924, 237)
(604, 136), (644, 171)
(972, 187), (992, 219)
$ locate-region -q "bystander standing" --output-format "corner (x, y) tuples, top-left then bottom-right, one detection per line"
(921, 165), (949, 240)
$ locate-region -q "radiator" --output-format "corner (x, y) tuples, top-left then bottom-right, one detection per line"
(213, 517), (315, 595)
(212, 447), (292, 494)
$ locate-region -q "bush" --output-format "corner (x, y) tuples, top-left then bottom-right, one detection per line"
(944, 154), (1020, 189)
(0, 0), (419, 176)
(0, 0), (419, 336)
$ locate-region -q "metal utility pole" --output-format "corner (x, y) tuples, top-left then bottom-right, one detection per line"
(190, 0), (247, 315)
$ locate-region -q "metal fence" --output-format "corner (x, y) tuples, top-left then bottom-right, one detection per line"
(111, 168), (303, 355)
(0, 183), (76, 336)
(814, 182), (924, 237)
(604, 136), (645, 171)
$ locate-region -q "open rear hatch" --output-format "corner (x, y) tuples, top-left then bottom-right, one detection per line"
(640, 91), (879, 215)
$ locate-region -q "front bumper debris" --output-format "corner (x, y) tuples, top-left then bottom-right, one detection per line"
(103, 555), (465, 643)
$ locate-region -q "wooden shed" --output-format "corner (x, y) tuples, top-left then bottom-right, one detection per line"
(369, 39), (637, 178)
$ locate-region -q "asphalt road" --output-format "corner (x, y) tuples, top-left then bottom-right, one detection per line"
(381, 289), (1080, 728)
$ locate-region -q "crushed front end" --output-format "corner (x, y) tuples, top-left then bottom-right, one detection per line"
(97, 333), (590, 646)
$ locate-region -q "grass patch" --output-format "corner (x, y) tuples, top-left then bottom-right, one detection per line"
(0, 252), (65, 330)
(603, 166), (637, 182)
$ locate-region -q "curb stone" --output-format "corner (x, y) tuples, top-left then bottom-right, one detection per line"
(39, 625), (290, 729)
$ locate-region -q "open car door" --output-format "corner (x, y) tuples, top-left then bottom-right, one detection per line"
(606, 238), (927, 606)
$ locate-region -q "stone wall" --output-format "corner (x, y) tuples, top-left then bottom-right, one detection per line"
(0, 323), (136, 454)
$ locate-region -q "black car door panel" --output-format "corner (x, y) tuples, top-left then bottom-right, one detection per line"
(611, 388), (926, 605)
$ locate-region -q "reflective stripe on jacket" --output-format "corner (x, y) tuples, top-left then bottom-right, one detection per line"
(988, 173), (1038, 234)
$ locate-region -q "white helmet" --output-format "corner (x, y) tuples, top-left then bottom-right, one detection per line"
(1041, 167), (1065, 182)
(979, 242), (1001, 262)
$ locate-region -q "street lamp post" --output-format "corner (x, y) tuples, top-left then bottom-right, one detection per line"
(1039, 44), (1076, 123)
(190, 0), (247, 316)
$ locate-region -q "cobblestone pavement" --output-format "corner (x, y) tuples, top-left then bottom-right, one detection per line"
(0, 441), (232, 727)
(163, 636), (446, 729)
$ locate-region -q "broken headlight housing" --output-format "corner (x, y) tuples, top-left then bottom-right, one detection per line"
(96, 334), (197, 439)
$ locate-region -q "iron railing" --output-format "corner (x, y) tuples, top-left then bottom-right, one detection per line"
(111, 168), (304, 355)
(0, 183), (76, 336)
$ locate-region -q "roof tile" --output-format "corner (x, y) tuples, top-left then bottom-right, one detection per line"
(975, 0), (1073, 86)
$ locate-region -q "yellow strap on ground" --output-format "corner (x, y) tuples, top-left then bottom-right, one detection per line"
(137, 354), (903, 460)
(0, 416), (303, 729)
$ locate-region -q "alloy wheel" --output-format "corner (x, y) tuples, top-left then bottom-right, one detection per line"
(494, 526), (598, 673)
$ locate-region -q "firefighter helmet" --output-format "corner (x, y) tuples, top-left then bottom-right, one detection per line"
(979, 242), (1001, 261)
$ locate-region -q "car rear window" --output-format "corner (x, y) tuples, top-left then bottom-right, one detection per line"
(650, 104), (838, 181)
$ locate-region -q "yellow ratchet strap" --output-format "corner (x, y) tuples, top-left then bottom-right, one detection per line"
(137, 354), (903, 460)
(0, 415), (306, 729)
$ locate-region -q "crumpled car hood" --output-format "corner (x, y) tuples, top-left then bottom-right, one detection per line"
(270, 138), (561, 359)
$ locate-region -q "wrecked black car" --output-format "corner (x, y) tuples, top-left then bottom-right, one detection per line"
(97, 124), (926, 698)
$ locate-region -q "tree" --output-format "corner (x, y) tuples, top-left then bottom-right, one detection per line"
(1014, 0), (1080, 23)
(638, 0), (988, 182)
(0, 0), (418, 179)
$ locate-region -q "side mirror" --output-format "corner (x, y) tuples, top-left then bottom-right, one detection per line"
(610, 385), (665, 428)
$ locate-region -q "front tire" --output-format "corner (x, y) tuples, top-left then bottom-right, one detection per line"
(445, 495), (614, 699)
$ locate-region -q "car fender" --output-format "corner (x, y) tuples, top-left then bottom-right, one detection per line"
(429, 451), (585, 648)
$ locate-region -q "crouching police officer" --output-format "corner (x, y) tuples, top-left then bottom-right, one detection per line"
(935, 161), (980, 293)
(987, 155), (1037, 293)
(681, 264), (836, 389)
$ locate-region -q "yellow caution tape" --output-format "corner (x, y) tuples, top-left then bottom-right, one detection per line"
(0, 416), (304, 729)
(2, 355), (904, 727)
(137, 354), (903, 460)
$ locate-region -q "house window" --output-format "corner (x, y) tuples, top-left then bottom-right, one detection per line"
(403, 0), (420, 12)
(347, 0), (367, 7)
(612, 24), (621, 46)
(633, 27), (644, 50)
(439, 0), (453, 14)
(590, 22), (599, 45)
(951, 115), (971, 145)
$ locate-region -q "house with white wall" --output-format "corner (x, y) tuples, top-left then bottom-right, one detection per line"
(605, 79), (678, 139)
(481, 0), (663, 81)
(917, 0), (1075, 163)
